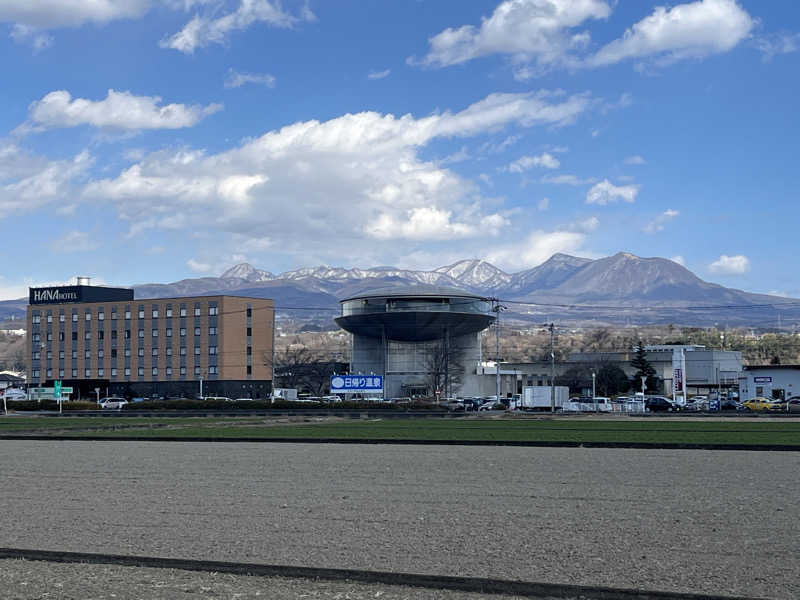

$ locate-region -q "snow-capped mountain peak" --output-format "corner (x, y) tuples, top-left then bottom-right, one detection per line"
(220, 263), (274, 282)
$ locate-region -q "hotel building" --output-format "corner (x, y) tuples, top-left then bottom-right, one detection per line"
(27, 281), (274, 399)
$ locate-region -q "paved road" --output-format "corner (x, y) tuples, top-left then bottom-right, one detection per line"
(1, 441), (797, 599)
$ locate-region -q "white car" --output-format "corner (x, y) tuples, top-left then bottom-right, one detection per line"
(2, 388), (27, 401)
(99, 397), (128, 409)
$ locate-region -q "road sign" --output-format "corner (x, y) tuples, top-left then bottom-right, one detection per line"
(330, 375), (383, 394)
(54, 380), (62, 399)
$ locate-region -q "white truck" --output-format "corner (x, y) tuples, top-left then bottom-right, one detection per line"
(272, 388), (298, 401)
(519, 386), (570, 410)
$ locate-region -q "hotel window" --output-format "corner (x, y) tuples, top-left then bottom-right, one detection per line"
(194, 366), (200, 375)
(32, 370), (40, 378)
(111, 368), (117, 377)
(72, 313), (78, 322)
(85, 369), (91, 377)
(209, 365), (217, 375)
(152, 367), (158, 376)
(138, 348), (144, 357)
(85, 350), (90, 359)
(98, 312), (104, 321)
(152, 309), (159, 318)
(209, 346), (217, 355)
(166, 328), (172, 337)
(138, 367), (144, 376)
(85, 311), (91, 321)
(246, 307), (252, 317)
(72, 332), (77, 341)
(180, 328), (186, 337)
(72, 369), (78, 378)
(166, 367), (172, 376)
(58, 369), (64, 378)
(138, 309), (145, 319)
(59, 314), (65, 322)
(194, 327), (200, 336)
(71, 350), (77, 359)
(124, 348), (131, 357)
(180, 347), (186, 356)
(46, 350), (52, 360)
(111, 330), (117, 340)
(59, 350), (64, 359)
(125, 329), (131, 339)
(124, 368), (130, 376)
(111, 349), (117, 358)
(246, 327), (252, 337)
(208, 327), (217, 335)
(32, 333), (40, 342)
(46, 314), (53, 323)
(98, 349), (104, 359)
(166, 308), (173, 318)
(84, 332), (91, 340)
(246, 365), (252, 375)
(59, 332), (64, 341)
(152, 329), (158, 338)
(98, 368), (104, 377)
(98, 330), (104, 340)
(194, 307), (201, 316)
(32, 315), (41, 324)
(33, 351), (40, 360)
(180, 366), (186, 375)
(209, 306), (218, 316)
(138, 329), (144, 338)
(46, 332), (53, 341)
(194, 346), (200, 355)
(111, 311), (117, 320)
(180, 308), (187, 317)
(152, 348), (158, 357)
(46, 368), (52, 378)
(125, 310), (131, 320)
(166, 347), (172, 356)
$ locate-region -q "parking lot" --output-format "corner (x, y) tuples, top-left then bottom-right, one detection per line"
(1, 440), (797, 599)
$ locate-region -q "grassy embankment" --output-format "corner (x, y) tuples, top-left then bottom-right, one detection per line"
(1, 416), (799, 445)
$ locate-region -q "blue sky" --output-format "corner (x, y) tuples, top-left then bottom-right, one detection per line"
(0, 0), (798, 299)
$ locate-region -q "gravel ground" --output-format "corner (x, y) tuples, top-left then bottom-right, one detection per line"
(1, 441), (797, 599)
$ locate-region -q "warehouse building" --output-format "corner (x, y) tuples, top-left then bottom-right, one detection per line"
(27, 280), (274, 399)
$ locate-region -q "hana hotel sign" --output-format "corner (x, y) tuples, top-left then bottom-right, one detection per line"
(29, 286), (81, 305)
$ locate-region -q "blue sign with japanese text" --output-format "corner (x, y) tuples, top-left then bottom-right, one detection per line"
(330, 375), (383, 393)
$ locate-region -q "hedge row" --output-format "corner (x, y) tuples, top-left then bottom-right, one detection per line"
(4, 400), (100, 411)
(121, 399), (443, 411)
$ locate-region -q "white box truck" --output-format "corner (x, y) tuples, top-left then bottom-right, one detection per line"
(519, 386), (570, 410)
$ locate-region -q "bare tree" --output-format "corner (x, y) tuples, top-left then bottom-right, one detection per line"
(423, 335), (465, 399)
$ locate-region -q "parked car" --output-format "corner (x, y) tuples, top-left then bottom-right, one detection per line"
(202, 396), (233, 402)
(645, 396), (680, 412)
(444, 400), (465, 412)
(99, 397), (128, 410)
(742, 397), (777, 411)
(768, 397), (800, 413)
(478, 401), (505, 411)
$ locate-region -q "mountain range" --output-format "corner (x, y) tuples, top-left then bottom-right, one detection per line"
(2, 253), (798, 328)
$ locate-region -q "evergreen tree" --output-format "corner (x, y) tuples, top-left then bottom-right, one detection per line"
(630, 341), (659, 392)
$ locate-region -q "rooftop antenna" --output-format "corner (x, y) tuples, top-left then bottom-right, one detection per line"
(76, 276), (91, 286)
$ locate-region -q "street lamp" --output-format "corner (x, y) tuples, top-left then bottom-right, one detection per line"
(592, 371), (597, 412)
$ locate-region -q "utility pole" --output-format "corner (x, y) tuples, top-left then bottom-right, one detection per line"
(549, 323), (555, 413)
(491, 300), (507, 403)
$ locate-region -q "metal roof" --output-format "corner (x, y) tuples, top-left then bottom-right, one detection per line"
(340, 284), (488, 302)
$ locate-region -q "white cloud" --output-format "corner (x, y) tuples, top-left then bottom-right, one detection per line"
(367, 68), (391, 80)
(225, 68), (276, 88)
(541, 173), (594, 185)
(709, 254), (750, 275)
(755, 32), (800, 61)
(624, 154), (646, 165)
(19, 89), (222, 132)
(573, 216), (599, 232)
(9, 24), (53, 51)
(52, 230), (98, 252)
(671, 255), (686, 266)
(82, 90), (594, 263)
(187, 258), (213, 273)
(585, 179), (639, 204)
(0, 142), (92, 214)
(0, 0), (149, 29)
(486, 229), (589, 271)
(537, 197), (549, 211)
(643, 208), (679, 233)
(507, 152), (559, 172)
(587, 0), (755, 68)
(161, 0), (314, 54)
(411, 0), (611, 74)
